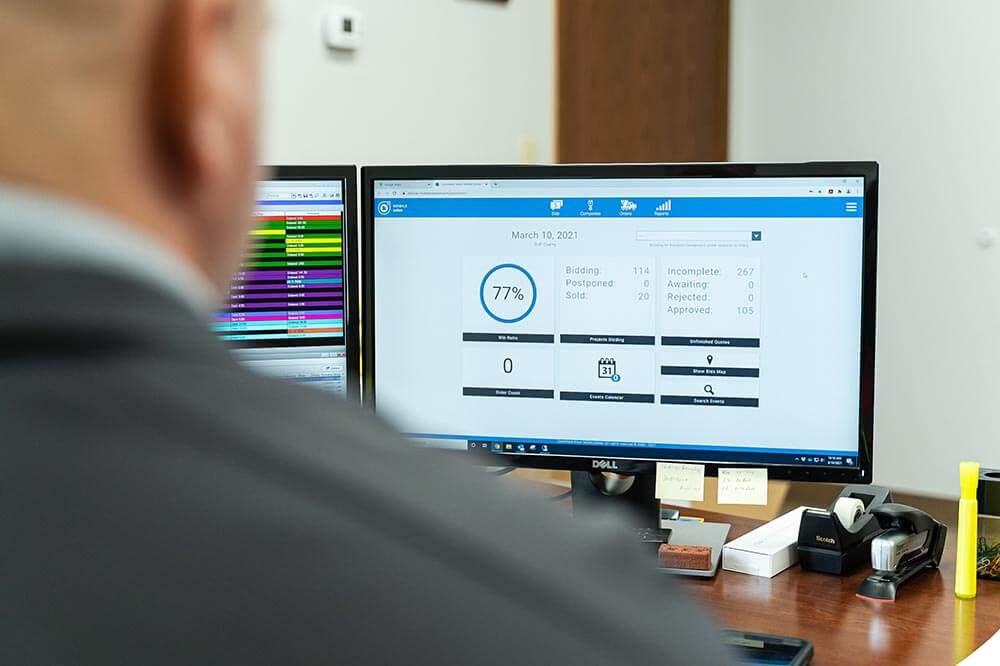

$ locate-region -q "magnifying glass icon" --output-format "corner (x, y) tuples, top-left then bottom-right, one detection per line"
(704, 385), (715, 396)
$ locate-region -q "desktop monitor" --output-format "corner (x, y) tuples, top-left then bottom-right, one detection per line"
(362, 163), (877, 484)
(215, 166), (360, 400)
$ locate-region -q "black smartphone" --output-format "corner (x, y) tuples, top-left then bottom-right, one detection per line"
(721, 630), (814, 665)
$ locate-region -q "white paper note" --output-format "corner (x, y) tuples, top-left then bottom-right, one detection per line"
(717, 468), (768, 505)
(655, 463), (705, 501)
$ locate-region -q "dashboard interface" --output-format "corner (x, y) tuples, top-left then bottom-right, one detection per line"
(215, 179), (349, 396)
(372, 174), (868, 468)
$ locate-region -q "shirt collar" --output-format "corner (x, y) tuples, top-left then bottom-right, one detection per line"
(0, 183), (219, 315)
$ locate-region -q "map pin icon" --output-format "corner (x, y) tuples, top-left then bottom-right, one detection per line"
(706, 355), (714, 365)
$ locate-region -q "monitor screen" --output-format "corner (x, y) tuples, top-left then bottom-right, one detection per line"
(215, 171), (357, 398)
(366, 165), (875, 479)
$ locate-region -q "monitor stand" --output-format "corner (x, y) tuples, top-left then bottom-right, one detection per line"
(570, 471), (659, 528)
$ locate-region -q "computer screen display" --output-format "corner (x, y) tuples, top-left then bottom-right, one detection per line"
(365, 164), (876, 480)
(216, 168), (358, 399)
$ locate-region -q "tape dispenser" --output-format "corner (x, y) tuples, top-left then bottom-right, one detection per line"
(797, 485), (893, 575)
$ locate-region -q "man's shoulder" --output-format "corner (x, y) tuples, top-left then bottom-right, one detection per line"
(1, 348), (730, 665)
(113, 350), (408, 476)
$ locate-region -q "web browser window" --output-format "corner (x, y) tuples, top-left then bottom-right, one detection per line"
(373, 176), (865, 467)
(215, 180), (348, 396)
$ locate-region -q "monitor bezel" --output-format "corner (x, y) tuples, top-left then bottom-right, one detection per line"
(362, 162), (878, 483)
(255, 165), (361, 402)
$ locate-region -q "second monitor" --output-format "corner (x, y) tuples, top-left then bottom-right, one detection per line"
(363, 163), (877, 484)
(215, 166), (360, 400)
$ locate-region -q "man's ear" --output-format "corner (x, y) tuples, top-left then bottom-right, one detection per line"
(149, 0), (198, 191)
(149, 0), (240, 194)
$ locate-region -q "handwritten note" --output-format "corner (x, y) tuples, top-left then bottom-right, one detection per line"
(717, 468), (768, 505)
(655, 463), (705, 502)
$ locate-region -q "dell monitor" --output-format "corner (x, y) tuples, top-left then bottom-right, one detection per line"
(215, 166), (360, 400)
(362, 163), (877, 487)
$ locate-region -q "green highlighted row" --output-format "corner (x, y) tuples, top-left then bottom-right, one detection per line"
(248, 252), (343, 259)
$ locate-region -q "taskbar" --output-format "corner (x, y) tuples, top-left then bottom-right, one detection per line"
(463, 440), (858, 469)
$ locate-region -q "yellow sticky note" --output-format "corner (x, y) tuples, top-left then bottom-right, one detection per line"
(655, 462), (705, 502)
(717, 468), (768, 505)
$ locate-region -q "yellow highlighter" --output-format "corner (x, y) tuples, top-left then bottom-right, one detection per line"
(955, 461), (980, 599)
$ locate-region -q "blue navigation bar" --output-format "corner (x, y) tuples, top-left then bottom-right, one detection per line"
(374, 196), (863, 219)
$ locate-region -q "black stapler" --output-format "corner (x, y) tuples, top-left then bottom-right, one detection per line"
(798, 485), (893, 574)
(856, 504), (947, 602)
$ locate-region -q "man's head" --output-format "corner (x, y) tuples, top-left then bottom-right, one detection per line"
(0, 0), (266, 291)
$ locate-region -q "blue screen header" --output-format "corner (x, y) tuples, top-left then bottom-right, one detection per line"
(374, 196), (863, 219)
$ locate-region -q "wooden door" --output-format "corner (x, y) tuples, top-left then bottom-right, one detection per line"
(557, 0), (730, 163)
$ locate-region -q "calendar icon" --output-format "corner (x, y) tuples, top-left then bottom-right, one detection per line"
(597, 358), (617, 379)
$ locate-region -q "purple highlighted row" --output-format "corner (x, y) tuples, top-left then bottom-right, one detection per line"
(233, 281), (341, 291)
(231, 290), (342, 300)
(227, 300), (344, 309)
(215, 309), (341, 319)
(215, 314), (344, 323)
(236, 269), (343, 281)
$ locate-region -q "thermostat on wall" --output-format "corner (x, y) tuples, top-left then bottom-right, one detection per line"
(323, 6), (363, 51)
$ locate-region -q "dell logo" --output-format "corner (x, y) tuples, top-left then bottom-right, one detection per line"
(592, 460), (619, 470)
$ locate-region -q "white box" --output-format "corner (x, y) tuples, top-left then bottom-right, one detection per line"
(722, 506), (817, 578)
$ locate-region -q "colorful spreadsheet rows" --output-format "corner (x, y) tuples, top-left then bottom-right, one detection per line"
(216, 213), (347, 344)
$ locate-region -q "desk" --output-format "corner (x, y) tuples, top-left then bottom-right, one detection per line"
(528, 480), (1000, 664)
(673, 505), (999, 665)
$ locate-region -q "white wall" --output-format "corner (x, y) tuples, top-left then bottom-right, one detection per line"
(261, 0), (555, 165)
(730, 0), (1000, 497)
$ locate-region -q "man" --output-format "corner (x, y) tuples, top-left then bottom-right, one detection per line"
(0, 2), (729, 664)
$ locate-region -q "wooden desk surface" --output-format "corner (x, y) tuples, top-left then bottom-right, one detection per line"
(522, 479), (999, 665)
(673, 505), (999, 665)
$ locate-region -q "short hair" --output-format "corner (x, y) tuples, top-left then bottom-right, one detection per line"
(0, 0), (135, 80)
(0, 0), (120, 20)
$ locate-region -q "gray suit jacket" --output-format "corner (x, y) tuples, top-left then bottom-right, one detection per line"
(0, 264), (730, 665)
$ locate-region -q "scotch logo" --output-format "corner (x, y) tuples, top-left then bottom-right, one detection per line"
(592, 460), (619, 470)
(815, 535), (836, 545)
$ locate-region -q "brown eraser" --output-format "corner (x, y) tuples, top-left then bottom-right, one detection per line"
(658, 544), (712, 570)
